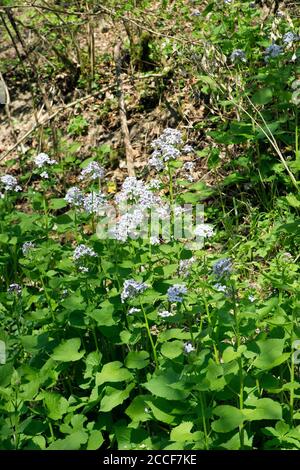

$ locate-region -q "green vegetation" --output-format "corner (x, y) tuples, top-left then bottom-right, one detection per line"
(0, 0), (300, 451)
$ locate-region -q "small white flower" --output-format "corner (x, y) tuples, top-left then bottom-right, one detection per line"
(264, 44), (283, 60)
(128, 307), (141, 315)
(121, 279), (148, 303)
(183, 161), (195, 172)
(0, 175), (21, 192)
(179, 257), (195, 277)
(79, 162), (105, 181)
(230, 49), (247, 63)
(65, 187), (84, 207)
(184, 342), (195, 354)
(34, 153), (56, 168)
(78, 266), (89, 273)
(182, 144), (194, 154)
(158, 310), (174, 318)
(22, 241), (35, 256)
(40, 171), (49, 179)
(73, 244), (97, 261)
(82, 191), (105, 215)
(150, 236), (160, 245)
(8, 283), (22, 295)
(248, 295), (255, 302)
(167, 284), (187, 303)
(194, 223), (214, 238)
(147, 179), (161, 190)
(214, 283), (227, 293)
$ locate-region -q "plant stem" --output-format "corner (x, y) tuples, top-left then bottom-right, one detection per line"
(199, 392), (209, 450)
(140, 301), (159, 369)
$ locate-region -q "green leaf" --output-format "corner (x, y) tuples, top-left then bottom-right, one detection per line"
(244, 398), (282, 421)
(125, 395), (152, 423)
(87, 430), (104, 450)
(222, 346), (246, 363)
(212, 405), (244, 433)
(286, 194), (300, 209)
(48, 431), (88, 450)
(42, 392), (69, 420)
(252, 88), (273, 105)
(143, 372), (188, 401)
(87, 307), (115, 327)
(49, 198), (68, 210)
(125, 351), (149, 369)
(170, 422), (193, 442)
(96, 361), (132, 386)
(100, 383), (134, 412)
(51, 338), (84, 362)
(253, 339), (289, 370)
(161, 341), (183, 359)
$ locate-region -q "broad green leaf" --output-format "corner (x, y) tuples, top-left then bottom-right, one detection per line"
(48, 431), (88, 450)
(161, 341), (183, 359)
(87, 430), (104, 450)
(87, 307), (115, 327)
(100, 383), (134, 412)
(286, 194), (300, 209)
(143, 373), (188, 401)
(125, 351), (149, 369)
(42, 392), (69, 420)
(125, 395), (152, 423)
(51, 338), (84, 362)
(212, 405), (244, 433)
(49, 198), (68, 210)
(244, 398), (282, 421)
(96, 361), (132, 386)
(253, 339), (288, 370)
(252, 88), (273, 105)
(170, 422), (193, 442)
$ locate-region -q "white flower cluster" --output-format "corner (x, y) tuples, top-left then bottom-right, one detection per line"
(230, 49), (247, 63)
(8, 283), (22, 295)
(167, 284), (187, 303)
(283, 32), (299, 45)
(65, 187), (105, 214)
(264, 44), (283, 60)
(115, 177), (160, 208)
(34, 153), (56, 168)
(73, 244), (97, 261)
(121, 279), (148, 303)
(109, 208), (146, 242)
(0, 175), (21, 192)
(149, 128), (183, 172)
(194, 223), (214, 238)
(22, 241), (35, 256)
(110, 177), (163, 242)
(213, 258), (233, 278)
(158, 310), (174, 318)
(73, 244), (97, 273)
(79, 162), (105, 181)
(65, 187), (84, 207)
(82, 191), (105, 214)
(184, 342), (195, 354)
(179, 257), (196, 277)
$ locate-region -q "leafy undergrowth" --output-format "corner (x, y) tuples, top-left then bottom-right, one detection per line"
(0, 0), (300, 451)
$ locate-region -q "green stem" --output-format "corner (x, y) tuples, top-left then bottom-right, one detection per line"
(199, 392), (209, 450)
(232, 283), (244, 449)
(140, 301), (159, 369)
(202, 291), (219, 363)
(168, 162), (174, 235)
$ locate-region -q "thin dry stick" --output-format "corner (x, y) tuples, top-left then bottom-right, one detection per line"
(114, 41), (136, 177)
